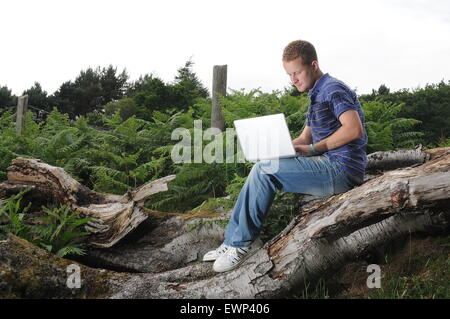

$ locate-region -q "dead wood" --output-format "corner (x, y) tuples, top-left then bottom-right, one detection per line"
(0, 157), (175, 248)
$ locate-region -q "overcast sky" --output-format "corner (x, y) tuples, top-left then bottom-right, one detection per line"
(1, 0), (449, 97)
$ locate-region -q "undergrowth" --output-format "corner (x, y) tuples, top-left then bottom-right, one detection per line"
(0, 190), (92, 257)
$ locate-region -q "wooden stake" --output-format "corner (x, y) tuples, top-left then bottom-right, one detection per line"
(211, 65), (227, 131)
(16, 95), (29, 135)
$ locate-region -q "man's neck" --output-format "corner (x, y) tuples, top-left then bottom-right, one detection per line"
(313, 70), (324, 84)
(308, 70), (324, 94)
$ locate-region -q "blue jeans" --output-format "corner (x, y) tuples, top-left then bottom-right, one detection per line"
(223, 155), (363, 248)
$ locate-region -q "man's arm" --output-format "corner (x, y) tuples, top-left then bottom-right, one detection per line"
(292, 125), (312, 146)
(294, 110), (363, 154)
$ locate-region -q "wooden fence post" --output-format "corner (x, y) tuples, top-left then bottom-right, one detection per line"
(16, 95), (29, 135)
(211, 65), (227, 132)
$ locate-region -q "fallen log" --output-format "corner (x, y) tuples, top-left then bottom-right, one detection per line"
(0, 234), (128, 298)
(365, 144), (430, 172)
(0, 157), (176, 248)
(0, 147), (449, 298)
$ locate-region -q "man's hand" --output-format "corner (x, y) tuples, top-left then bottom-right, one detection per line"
(293, 126), (312, 146)
(292, 142), (313, 155)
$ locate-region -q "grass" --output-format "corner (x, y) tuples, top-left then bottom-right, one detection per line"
(283, 233), (449, 299)
(300, 279), (331, 299)
(329, 234), (449, 299)
(366, 235), (450, 299)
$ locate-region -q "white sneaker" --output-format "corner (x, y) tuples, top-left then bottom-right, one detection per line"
(202, 242), (231, 262)
(212, 238), (263, 273)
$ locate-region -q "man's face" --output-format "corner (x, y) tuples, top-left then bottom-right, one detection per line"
(283, 57), (316, 92)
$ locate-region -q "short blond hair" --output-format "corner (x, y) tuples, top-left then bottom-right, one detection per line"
(282, 40), (318, 64)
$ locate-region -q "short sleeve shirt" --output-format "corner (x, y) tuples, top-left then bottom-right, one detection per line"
(306, 73), (368, 182)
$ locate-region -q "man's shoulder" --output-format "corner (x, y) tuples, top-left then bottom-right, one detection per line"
(313, 76), (360, 109)
(320, 76), (354, 97)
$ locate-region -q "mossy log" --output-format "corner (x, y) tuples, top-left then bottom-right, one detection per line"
(0, 147), (449, 298)
(0, 234), (128, 298)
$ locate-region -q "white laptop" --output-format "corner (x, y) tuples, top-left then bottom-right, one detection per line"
(234, 113), (300, 162)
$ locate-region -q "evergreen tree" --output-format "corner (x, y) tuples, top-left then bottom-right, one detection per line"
(127, 60), (209, 120)
(371, 84), (390, 96)
(23, 82), (50, 110)
(130, 74), (173, 120)
(172, 59), (209, 106)
(99, 65), (129, 103)
(50, 81), (77, 118)
(51, 66), (128, 118)
(0, 85), (16, 109)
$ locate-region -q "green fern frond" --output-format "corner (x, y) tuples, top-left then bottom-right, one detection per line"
(59, 136), (87, 157)
(63, 157), (92, 174)
(92, 169), (130, 193)
(56, 244), (87, 258)
(91, 165), (128, 181)
(130, 161), (159, 180)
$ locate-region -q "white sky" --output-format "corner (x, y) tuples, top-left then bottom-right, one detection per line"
(1, 0), (449, 97)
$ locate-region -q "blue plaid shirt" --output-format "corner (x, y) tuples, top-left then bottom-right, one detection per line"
(306, 73), (368, 182)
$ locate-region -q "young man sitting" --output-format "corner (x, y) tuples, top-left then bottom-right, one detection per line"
(204, 39), (368, 272)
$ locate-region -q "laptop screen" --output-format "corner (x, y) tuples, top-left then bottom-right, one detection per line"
(234, 113), (296, 162)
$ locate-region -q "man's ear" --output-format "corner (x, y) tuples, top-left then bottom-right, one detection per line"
(311, 60), (319, 71)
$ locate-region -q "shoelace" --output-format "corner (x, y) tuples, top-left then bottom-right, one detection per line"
(227, 247), (251, 263)
(216, 243), (229, 254)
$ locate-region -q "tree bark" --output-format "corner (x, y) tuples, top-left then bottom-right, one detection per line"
(0, 147), (449, 298)
(0, 234), (127, 298)
(366, 144), (430, 172)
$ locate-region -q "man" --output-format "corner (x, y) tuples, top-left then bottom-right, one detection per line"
(203, 39), (368, 272)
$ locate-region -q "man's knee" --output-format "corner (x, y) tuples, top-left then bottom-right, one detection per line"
(253, 160), (282, 175)
(250, 161), (282, 190)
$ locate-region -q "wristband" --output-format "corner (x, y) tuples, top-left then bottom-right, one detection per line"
(309, 144), (317, 154)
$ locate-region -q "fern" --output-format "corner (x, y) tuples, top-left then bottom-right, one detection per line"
(91, 166), (130, 193)
(0, 190), (90, 258)
(0, 190), (92, 258)
(63, 157), (92, 182)
(32, 204), (92, 258)
(362, 100), (424, 153)
(0, 189), (33, 241)
(225, 173), (247, 201)
(56, 244), (87, 257)
(59, 135), (87, 158)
